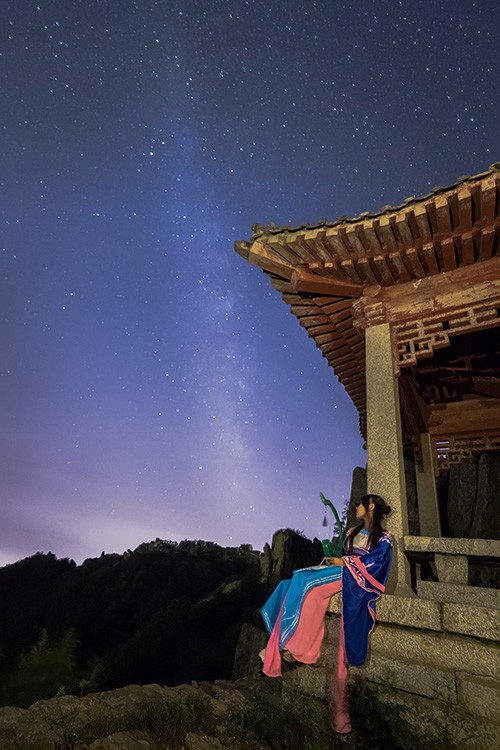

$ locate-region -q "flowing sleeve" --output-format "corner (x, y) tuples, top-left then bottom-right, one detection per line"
(341, 532), (393, 666)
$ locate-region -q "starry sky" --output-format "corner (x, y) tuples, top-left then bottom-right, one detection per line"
(1, 1), (498, 566)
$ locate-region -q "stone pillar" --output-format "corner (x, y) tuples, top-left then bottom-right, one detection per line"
(365, 320), (413, 595)
(416, 433), (442, 537)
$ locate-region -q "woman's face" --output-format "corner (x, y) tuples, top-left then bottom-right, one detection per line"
(355, 502), (366, 519)
(355, 501), (373, 519)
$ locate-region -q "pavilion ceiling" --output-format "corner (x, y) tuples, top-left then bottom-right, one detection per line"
(235, 164), (500, 457)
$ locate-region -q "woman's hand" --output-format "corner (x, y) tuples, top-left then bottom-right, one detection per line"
(325, 557), (344, 566)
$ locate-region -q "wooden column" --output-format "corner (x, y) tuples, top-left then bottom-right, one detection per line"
(365, 319), (413, 595)
(416, 433), (442, 537)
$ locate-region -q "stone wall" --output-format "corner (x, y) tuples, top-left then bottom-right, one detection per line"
(282, 590), (500, 749)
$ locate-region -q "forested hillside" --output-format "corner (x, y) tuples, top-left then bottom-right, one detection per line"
(0, 539), (267, 707)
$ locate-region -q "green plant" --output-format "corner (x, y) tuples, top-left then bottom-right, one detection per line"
(348, 676), (414, 749)
(229, 687), (338, 750)
(78, 678), (90, 698)
(0, 628), (80, 708)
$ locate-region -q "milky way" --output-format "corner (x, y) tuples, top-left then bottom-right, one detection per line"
(1, 0), (498, 565)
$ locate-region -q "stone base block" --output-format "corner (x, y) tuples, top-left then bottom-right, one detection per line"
(366, 683), (500, 750)
(418, 580), (500, 609)
(371, 623), (500, 679)
(377, 593), (442, 630)
(351, 654), (457, 703)
(443, 602), (500, 641)
(457, 673), (500, 724)
(328, 593), (442, 630)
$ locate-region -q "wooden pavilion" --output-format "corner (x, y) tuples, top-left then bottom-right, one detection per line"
(235, 164), (500, 594)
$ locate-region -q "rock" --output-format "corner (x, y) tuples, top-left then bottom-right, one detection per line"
(86, 730), (164, 749)
(197, 680), (246, 719)
(0, 706), (25, 750)
(446, 451), (500, 540)
(231, 623), (267, 680)
(471, 452), (500, 539)
(447, 457), (479, 537)
(0, 683), (215, 750)
(185, 731), (223, 749)
(220, 580), (241, 596)
(259, 530), (322, 587)
(347, 466), (367, 527)
(259, 542), (272, 583)
(404, 449), (420, 535)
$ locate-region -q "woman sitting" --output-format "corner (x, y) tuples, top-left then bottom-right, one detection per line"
(259, 494), (393, 733)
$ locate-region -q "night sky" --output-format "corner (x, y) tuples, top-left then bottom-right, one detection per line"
(1, 1), (498, 566)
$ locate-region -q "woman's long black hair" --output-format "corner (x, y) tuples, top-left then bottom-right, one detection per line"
(344, 494), (391, 553)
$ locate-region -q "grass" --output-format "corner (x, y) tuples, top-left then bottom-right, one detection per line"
(14, 689), (215, 750)
(229, 687), (339, 750)
(8, 675), (479, 750)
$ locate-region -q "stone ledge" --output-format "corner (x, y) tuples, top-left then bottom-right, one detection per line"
(443, 603), (500, 641)
(418, 581), (500, 609)
(377, 594), (441, 630)
(370, 623), (500, 679)
(350, 654), (457, 703)
(404, 535), (500, 557)
(457, 673), (500, 725)
(327, 593), (442, 631)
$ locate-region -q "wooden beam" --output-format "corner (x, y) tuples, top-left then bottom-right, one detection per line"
(377, 216), (399, 254)
(428, 399), (500, 436)
(373, 255), (395, 285)
(361, 255), (500, 321)
(387, 251), (411, 282)
(480, 178), (497, 223)
(441, 237), (457, 271)
(479, 226), (495, 260)
(344, 226), (366, 258)
(356, 256), (378, 284)
(403, 247), (426, 278)
(324, 229), (350, 260)
(361, 220), (383, 255)
(290, 268), (362, 298)
(460, 232), (475, 265)
(237, 240), (294, 279)
(341, 258), (363, 283)
(458, 188), (472, 232)
(414, 204), (432, 242)
(398, 372), (429, 437)
(435, 194), (452, 235)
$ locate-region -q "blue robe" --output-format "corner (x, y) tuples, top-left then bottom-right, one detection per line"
(341, 529), (393, 665)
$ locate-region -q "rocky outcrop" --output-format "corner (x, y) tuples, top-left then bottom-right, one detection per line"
(0, 682), (248, 750)
(259, 530), (323, 587)
(347, 458), (420, 534)
(446, 451), (500, 540)
(346, 466), (367, 528)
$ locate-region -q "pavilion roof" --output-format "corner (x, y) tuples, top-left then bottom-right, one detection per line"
(235, 164), (500, 436)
